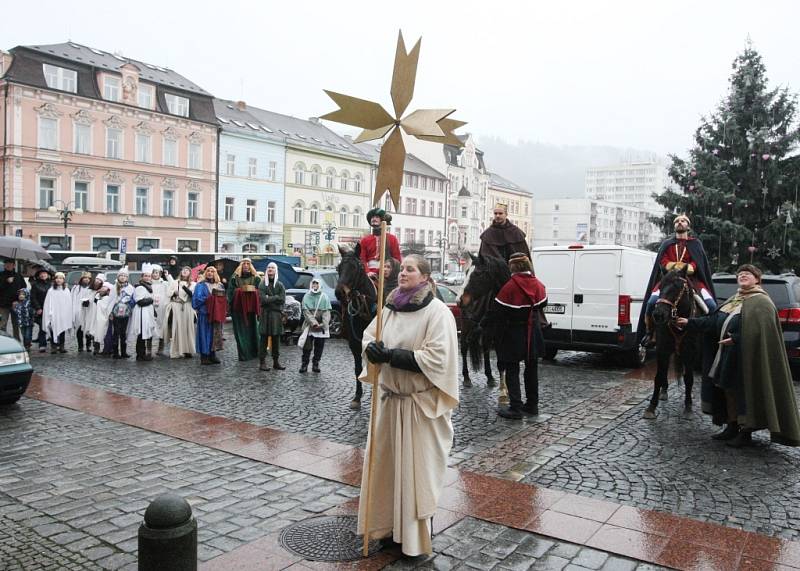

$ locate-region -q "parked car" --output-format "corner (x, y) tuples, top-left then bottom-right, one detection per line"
(0, 332), (33, 405)
(430, 272), (445, 283)
(442, 272), (465, 286)
(285, 269), (342, 337)
(435, 284), (462, 333)
(712, 272), (800, 368)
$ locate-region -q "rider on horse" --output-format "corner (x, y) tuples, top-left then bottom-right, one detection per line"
(639, 214), (717, 348)
(359, 208), (402, 278)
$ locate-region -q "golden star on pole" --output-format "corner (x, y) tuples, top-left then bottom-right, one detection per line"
(321, 31), (466, 209)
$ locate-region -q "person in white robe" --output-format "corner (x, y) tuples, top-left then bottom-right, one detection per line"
(90, 282), (114, 352)
(150, 264), (169, 356)
(358, 254), (459, 557)
(43, 272), (74, 354)
(70, 272), (92, 352)
(128, 264), (157, 362)
(164, 266), (196, 358)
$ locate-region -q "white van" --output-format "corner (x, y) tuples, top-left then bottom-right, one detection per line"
(532, 245), (656, 367)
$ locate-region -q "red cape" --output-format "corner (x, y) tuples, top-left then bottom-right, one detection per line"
(495, 273), (547, 308)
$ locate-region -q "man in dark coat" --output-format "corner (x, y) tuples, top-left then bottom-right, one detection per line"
(30, 269), (51, 352)
(0, 259), (26, 340)
(166, 255), (180, 280)
(482, 253), (547, 419)
(638, 214), (716, 347)
(258, 262), (286, 371)
(478, 203), (531, 262)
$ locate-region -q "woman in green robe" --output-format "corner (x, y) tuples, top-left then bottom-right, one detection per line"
(258, 262), (285, 371)
(678, 264), (800, 448)
(226, 259), (261, 361)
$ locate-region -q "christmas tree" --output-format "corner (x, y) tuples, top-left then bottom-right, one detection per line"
(656, 40), (800, 273)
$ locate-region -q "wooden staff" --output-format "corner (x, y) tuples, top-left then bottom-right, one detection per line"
(362, 219), (388, 556)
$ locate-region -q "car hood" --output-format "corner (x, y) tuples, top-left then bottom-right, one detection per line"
(0, 334), (25, 354)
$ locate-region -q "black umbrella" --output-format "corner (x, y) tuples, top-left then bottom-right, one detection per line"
(0, 236), (52, 262)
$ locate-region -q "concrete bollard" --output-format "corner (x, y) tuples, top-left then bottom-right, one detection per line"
(138, 493), (197, 571)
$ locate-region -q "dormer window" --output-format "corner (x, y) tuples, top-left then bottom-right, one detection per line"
(138, 84), (154, 109)
(165, 93), (189, 117)
(42, 64), (77, 93)
(104, 76), (121, 102)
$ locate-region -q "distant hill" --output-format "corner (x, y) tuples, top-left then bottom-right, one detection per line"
(474, 135), (665, 198)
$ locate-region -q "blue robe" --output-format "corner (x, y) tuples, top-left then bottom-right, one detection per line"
(192, 282), (214, 355)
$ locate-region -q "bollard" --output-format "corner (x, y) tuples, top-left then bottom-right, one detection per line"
(138, 493), (197, 571)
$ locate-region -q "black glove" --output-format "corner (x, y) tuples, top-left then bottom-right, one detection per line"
(136, 298), (154, 307)
(82, 300), (90, 307)
(365, 341), (392, 364)
(93, 297), (98, 304)
(182, 285), (193, 296)
(389, 348), (422, 373)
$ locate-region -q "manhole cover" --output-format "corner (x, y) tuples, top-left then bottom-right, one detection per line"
(279, 515), (381, 561)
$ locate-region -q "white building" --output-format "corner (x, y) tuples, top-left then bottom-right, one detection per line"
(533, 198), (662, 249)
(585, 160), (673, 213)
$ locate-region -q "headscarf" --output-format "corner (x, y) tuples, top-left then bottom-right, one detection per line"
(266, 262), (280, 286)
(151, 264), (163, 278)
(303, 278), (332, 311)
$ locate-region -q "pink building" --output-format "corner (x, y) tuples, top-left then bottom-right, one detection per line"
(0, 42), (218, 253)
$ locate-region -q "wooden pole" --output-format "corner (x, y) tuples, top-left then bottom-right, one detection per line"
(362, 220), (388, 557)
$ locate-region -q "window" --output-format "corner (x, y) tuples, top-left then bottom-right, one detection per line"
(428, 230), (434, 245)
(177, 239), (199, 252)
(106, 128), (122, 159)
(339, 207), (348, 227)
(74, 123), (91, 154)
(189, 143), (202, 170)
(267, 201), (276, 223)
(461, 206), (468, 218)
(224, 197), (234, 221)
(187, 192), (199, 218)
(293, 202), (304, 224)
(226, 154), (235, 176)
(352, 208), (361, 228)
(138, 238), (160, 252)
(310, 167), (320, 187)
(294, 163), (305, 185)
(135, 187), (149, 215)
(429, 202), (434, 217)
(326, 168), (335, 189)
(135, 133), (151, 163)
(354, 174), (362, 193)
(74, 181), (88, 212)
(106, 184), (120, 213)
(340, 171), (349, 191)
(438, 202), (443, 217)
(165, 94), (189, 117)
(92, 237), (119, 252)
(42, 64), (77, 93)
(39, 118), (58, 150)
(138, 84), (154, 109)
(420, 200), (426, 216)
(163, 190), (174, 217)
(40, 235), (71, 251)
(268, 161), (277, 181)
(248, 158), (257, 178)
(164, 139), (178, 167)
(418, 229), (425, 243)
(38, 178), (55, 209)
(103, 76), (121, 102)
(309, 204), (319, 225)
(421, 177), (427, 191)
(246, 199), (256, 222)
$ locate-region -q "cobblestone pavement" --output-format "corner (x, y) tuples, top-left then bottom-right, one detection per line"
(0, 399), (357, 569)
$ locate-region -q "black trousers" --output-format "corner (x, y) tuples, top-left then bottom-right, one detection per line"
(49, 331), (65, 348)
(500, 359), (539, 410)
(301, 337), (325, 365)
(259, 335), (280, 360)
(112, 317), (129, 355)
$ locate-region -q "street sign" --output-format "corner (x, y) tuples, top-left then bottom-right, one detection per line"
(120, 238), (128, 254)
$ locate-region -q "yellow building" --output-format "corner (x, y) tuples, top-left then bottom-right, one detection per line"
(488, 172), (533, 247)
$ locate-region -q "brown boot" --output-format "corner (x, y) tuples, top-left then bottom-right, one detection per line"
(259, 358), (270, 371)
(642, 314), (656, 348)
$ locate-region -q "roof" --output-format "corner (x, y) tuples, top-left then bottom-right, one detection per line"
(20, 42), (210, 95)
(457, 185), (471, 197)
(489, 172), (531, 195)
(213, 99), (283, 143)
(355, 142), (447, 179)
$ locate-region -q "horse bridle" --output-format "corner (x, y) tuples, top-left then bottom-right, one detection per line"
(656, 277), (695, 354)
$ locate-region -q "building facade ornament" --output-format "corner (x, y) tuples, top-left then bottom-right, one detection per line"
(187, 180), (202, 192)
(133, 173), (151, 186)
(187, 131), (203, 144)
(103, 115), (126, 130)
(134, 121), (152, 134)
(72, 167), (94, 181)
(103, 170), (125, 185)
(71, 109), (95, 126)
(35, 162), (61, 177)
(162, 126), (179, 141)
(35, 103), (62, 119)
(122, 77), (137, 103)
(162, 176), (179, 190)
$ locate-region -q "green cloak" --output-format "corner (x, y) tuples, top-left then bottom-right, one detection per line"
(227, 273), (261, 361)
(258, 278), (285, 337)
(740, 293), (800, 446)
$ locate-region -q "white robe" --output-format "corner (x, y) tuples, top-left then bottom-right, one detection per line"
(357, 296), (459, 557)
(128, 284), (157, 344)
(43, 287), (74, 339)
(90, 294), (113, 340)
(70, 285), (91, 331)
(150, 278), (169, 340)
(163, 280), (196, 358)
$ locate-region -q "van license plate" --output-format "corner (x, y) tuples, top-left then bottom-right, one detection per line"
(543, 304), (565, 314)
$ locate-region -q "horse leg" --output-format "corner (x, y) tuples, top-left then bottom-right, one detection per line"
(682, 352), (694, 415)
(659, 356), (670, 401)
(461, 338), (472, 387)
(350, 338), (363, 409)
(644, 351), (670, 419)
(484, 349), (496, 387)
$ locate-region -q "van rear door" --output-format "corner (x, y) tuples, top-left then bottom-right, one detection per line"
(532, 250), (575, 344)
(571, 250), (621, 345)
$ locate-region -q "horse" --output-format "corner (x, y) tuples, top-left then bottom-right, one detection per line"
(335, 244), (378, 410)
(458, 253), (511, 387)
(643, 267), (699, 419)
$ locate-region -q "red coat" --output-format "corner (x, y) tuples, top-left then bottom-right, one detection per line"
(359, 232), (402, 274)
(653, 238), (709, 293)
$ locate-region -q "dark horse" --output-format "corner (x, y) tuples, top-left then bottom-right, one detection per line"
(458, 253), (511, 387)
(335, 244), (378, 410)
(643, 267), (698, 419)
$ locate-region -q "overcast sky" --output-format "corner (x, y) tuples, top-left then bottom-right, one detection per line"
(5, 0), (799, 156)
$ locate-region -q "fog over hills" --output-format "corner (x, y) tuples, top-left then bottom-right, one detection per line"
(474, 135), (668, 199)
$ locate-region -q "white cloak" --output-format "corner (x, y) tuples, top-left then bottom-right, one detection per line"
(43, 287), (74, 339)
(128, 284), (157, 344)
(90, 294), (113, 340)
(163, 280), (196, 358)
(70, 285), (92, 331)
(357, 296), (459, 557)
(150, 278), (169, 339)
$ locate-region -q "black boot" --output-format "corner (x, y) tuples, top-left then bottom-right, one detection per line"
(711, 422), (739, 441)
(209, 352), (221, 364)
(272, 359), (285, 371)
(299, 362), (308, 373)
(120, 342), (130, 359)
(312, 362), (321, 373)
(727, 429), (753, 448)
(260, 358), (271, 371)
(77, 330), (84, 352)
(201, 354), (210, 365)
(497, 406), (523, 420)
(521, 403), (538, 416)
(93, 342), (100, 356)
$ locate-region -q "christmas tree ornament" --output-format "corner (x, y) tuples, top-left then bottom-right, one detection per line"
(767, 246), (781, 259)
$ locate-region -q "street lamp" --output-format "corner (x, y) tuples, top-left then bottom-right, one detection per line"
(48, 200), (82, 248)
(435, 236), (449, 273)
(321, 221), (337, 243)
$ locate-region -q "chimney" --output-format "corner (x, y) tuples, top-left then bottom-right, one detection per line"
(236, 101), (246, 111)
(308, 117), (319, 124)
